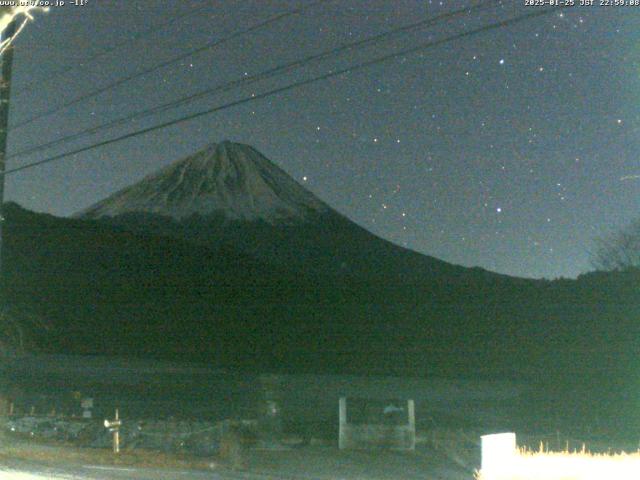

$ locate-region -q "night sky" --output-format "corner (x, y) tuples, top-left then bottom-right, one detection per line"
(3, 1), (640, 279)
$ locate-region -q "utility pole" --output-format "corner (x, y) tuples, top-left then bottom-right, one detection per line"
(0, 19), (16, 284)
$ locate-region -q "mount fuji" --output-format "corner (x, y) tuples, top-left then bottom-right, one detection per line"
(76, 141), (495, 282)
(1, 141), (634, 383)
(78, 141), (329, 224)
(0, 149), (634, 433)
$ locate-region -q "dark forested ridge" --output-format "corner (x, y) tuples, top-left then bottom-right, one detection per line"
(2, 202), (638, 381)
(3, 202), (640, 433)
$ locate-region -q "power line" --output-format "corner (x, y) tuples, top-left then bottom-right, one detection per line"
(9, 0), (501, 160)
(15, 3), (212, 95)
(10, 0), (328, 130)
(3, 7), (564, 178)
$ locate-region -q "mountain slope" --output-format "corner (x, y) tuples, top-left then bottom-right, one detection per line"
(5, 202), (640, 377)
(3, 140), (640, 437)
(76, 141), (500, 282)
(1, 202), (544, 377)
(17, 139), (635, 382)
(4, 203), (640, 438)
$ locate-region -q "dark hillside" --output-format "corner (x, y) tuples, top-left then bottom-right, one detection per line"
(2, 203), (639, 410)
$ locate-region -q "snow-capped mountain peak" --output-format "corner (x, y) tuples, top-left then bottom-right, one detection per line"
(77, 141), (329, 224)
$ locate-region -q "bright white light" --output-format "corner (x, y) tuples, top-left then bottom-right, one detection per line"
(0, 6), (48, 54)
(478, 433), (640, 480)
(479, 451), (640, 480)
(481, 433), (517, 476)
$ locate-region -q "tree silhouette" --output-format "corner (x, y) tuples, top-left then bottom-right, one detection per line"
(591, 219), (640, 271)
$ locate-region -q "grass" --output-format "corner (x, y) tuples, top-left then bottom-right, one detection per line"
(0, 433), (216, 471)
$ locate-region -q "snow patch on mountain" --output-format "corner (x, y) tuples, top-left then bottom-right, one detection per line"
(77, 141), (329, 224)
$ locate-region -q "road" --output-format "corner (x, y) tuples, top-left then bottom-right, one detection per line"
(0, 458), (470, 480)
(0, 442), (473, 479)
(0, 458), (280, 480)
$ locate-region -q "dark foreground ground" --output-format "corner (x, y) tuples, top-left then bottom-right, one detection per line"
(2, 355), (637, 479)
(1, 418), (636, 480)
(0, 436), (472, 480)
